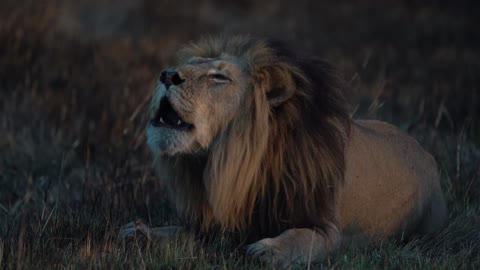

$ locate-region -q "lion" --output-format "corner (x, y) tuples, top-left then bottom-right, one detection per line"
(120, 35), (447, 266)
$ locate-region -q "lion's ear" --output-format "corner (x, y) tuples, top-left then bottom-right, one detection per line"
(265, 65), (297, 107)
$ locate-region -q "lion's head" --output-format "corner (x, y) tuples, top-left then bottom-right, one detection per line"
(147, 36), (302, 156)
(147, 35), (351, 236)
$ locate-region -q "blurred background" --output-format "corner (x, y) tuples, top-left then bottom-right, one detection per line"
(0, 0), (479, 268)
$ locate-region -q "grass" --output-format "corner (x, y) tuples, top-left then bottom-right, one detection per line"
(1, 0), (479, 269)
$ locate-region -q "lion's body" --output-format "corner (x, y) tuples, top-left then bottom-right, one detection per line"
(121, 35), (447, 266)
(339, 120), (446, 238)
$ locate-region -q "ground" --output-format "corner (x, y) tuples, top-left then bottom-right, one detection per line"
(0, 0), (479, 269)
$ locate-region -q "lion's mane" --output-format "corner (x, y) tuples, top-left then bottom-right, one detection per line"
(155, 36), (351, 238)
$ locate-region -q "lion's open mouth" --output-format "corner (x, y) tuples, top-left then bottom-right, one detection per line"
(150, 97), (194, 131)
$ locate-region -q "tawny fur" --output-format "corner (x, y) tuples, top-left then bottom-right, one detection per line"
(123, 35), (447, 266)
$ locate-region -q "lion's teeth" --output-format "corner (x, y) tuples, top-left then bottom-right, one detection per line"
(177, 119), (182, 125)
(160, 117), (165, 124)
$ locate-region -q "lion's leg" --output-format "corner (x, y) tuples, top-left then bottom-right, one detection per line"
(119, 219), (183, 242)
(245, 225), (341, 267)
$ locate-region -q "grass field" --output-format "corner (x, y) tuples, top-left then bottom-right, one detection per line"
(1, 0), (479, 269)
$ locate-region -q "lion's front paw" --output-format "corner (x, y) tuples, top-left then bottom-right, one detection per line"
(245, 238), (298, 267)
(118, 218), (153, 243)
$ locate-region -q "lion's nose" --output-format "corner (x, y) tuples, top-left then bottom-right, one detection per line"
(159, 69), (185, 89)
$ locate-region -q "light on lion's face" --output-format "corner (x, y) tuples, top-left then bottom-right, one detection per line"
(146, 56), (250, 156)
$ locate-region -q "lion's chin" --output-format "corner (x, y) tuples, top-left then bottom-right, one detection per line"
(146, 125), (197, 156)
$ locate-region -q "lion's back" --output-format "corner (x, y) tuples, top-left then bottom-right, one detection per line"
(338, 119), (446, 238)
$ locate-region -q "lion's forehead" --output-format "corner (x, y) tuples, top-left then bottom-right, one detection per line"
(186, 56), (216, 64)
(182, 56), (249, 74)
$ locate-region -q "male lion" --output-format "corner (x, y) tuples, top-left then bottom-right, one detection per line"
(120, 35), (447, 266)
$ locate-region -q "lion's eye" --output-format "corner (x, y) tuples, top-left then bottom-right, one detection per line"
(209, 73), (231, 83)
